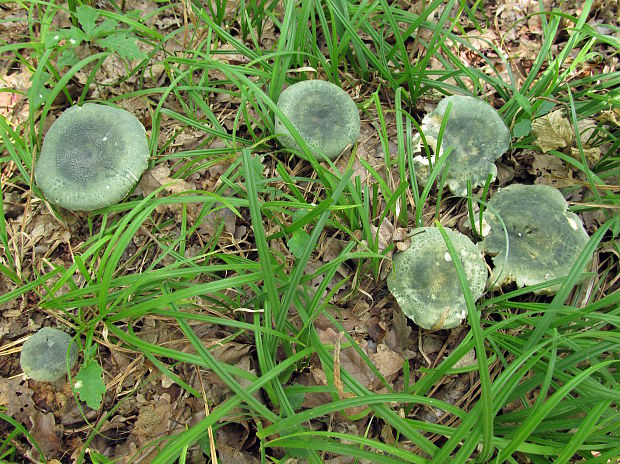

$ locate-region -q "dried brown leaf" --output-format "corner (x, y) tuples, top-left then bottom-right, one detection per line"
(29, 410), (63, 459)
(532, 110), (573, 152)
(0, 377), (36, 427)
(210, 342), (252, 365)
(138, 164), (195, 198)
(599, 109), (620, 127)
(529, 154), (576, 188)
(570, 146), (601, 167)
(369, 343), (404, 382)
(218, 444), (261, 464)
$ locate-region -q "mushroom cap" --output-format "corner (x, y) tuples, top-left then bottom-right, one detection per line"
(20, 327), (78, 382)
(274, 80), (361, 160)
(479, 184), (590, 291)
(35, 103), (149, 211)
(413, 95), (510, 196)
(387, 227), (487, 330)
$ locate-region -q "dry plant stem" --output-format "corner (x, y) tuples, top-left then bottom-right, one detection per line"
(196, 365), (218, 464)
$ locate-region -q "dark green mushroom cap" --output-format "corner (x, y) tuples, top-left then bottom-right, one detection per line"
(20, 327), (78, 382)
(479, 184), (590, 291)
(413, 95), (510, 196)
(387, 227), (487, 330)
(35, 103), (149, 211)
(274, 80), (361, 160)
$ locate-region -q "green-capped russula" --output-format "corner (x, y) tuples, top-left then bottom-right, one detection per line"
(479, 184), (590, 292)
(413, 95), (510, 196)
(274, 80), (361, 160)
(35, 103), (149, 211)
(20, 327), (78, 382)
(388, 227), (487, 330)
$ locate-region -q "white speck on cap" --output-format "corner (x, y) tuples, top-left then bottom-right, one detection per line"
(567, 216), (578, 231)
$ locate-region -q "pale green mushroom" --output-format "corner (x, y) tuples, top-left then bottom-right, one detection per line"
(35, 103), (149, 211)
(412, 95), (510, 196)
(275, 80), (360, 160)
(479, 184), (590, 291)
(387, 227), (487, 330)
(20, 327), (78, 382)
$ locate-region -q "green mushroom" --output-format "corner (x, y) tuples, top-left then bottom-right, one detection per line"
(479, 184), (590, 292)
(20, 327), (78, 382)
(274, 80), (361, 160)
(413, 95), (510, 196)
(387, 227), (488, 330)
(35, 103), (150, 211)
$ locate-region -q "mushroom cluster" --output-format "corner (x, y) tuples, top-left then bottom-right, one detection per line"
(35, 103), (150, 211)
(387, 183), (591, 329)
(274, 80), (361, 160)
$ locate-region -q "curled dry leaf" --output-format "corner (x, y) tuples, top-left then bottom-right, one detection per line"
(369, 221), (394, 253)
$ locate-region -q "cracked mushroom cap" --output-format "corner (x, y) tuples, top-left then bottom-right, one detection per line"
(413, 95), (510, 196)
(20, 327), (78, 382)
(387, 227), (487, 330)
(274, 80), (361, 160)
(479, 184), (590, 291)
(35, 103), (149, 211)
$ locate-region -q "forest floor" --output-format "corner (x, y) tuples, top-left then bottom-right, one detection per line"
(0, 0), (619, 463)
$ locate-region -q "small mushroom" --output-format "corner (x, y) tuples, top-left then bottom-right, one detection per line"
(20, 327), (78, 382)
(479, 184), (590, 291)
(35, 103), (150, 211)
(412, 95), (510, 196)
(274, 80), (361, 160)
(387, 227), (487, 330)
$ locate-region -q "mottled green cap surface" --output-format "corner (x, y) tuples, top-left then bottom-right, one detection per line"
(479, 184), (590, 291)
(20, 327), (78, 381)
(275, 80), (360, 160)
(413, 95), (510, 196)
(35, 103), (149, 211)
(387, 227), (487, 330)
